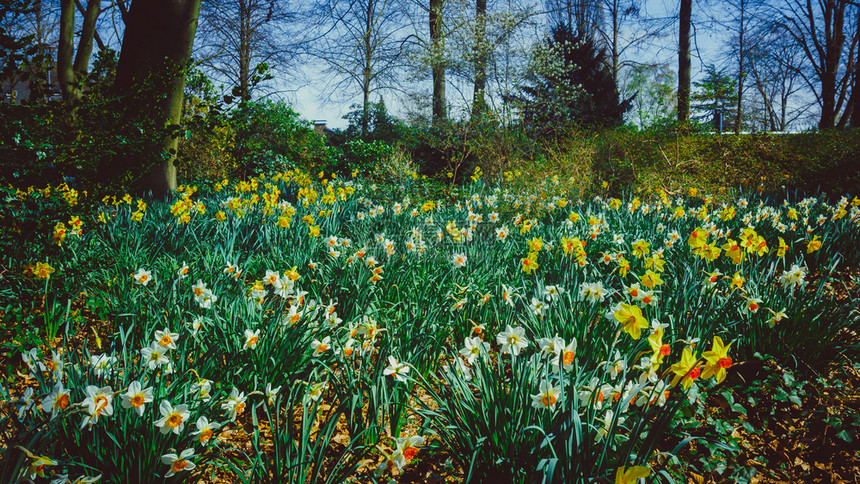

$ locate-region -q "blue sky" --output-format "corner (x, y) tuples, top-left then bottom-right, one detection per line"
(285, 0), (727, 130)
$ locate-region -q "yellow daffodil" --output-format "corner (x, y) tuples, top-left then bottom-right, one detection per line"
(644, 254), (665, 272)
(730, 271), (745, 290)
(648, 327), (670, 369)
(806, 235), (821, 253)
(527, 237), (543, 253)
(16, 446), (58, 480)
(631, 239), (650, 258)
(722, 239), (744, 264)
(522, 251), (539, 274)
(639, 270), (663, 289)
(615, 465), (651, 484)
(33, 262), (55, 279)
(701, 336), (732, 384)
(687, 227), (707, 249)
(614, 303), (649, 340)
(669, 347), (701, 390)
(617, 255), (630, 278)
(776, 237), (788, 257)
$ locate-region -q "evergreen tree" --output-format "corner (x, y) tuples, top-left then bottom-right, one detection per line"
(691, 65), (738, 130)
(509, 23), (632, 131)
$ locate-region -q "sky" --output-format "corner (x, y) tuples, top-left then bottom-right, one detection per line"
(284, 0), (727, 130)
(5, 0), (749, 130)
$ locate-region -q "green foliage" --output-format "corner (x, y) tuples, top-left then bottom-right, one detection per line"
(508, 23), (631, 133)
(692, 65), (738, 128)
(0, 170), (858, 482)
(228, 100), (333, 178)
(0, 1), (39, 100)
(340, 139), (393, 175)
(0, 43), (186, 196)
(337, 101), (408, 145)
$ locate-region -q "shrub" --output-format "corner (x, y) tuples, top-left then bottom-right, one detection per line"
(227, 100), (334, 178)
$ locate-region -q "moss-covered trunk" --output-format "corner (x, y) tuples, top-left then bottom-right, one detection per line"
(112, 0), (201, 195)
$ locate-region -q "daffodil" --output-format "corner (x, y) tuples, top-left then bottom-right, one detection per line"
(154, 327), (179, 350)
(779, 264), (807, 288)
(669, 347), (701, 390)
(776, 237), (788, 257)
(526, 236), (543, 252)
(132, 268), (153, 286)
(687, 227), (707, 249)
(722, 239), (744, 264)
(221, 388), (247, 421)
(141, 343), (170, 370)
(121, 381), (153, 416)
(579, 281), (608, 302)
(243, 329), (260, 350)
(81, 385), (114, 428)
(192, 416), (220, 445)
(497, 325), (529, 356)
(631, 239), (650, 258)
(155, 400), (190, 435)
(530, 381), (561, 410)
(311, 336), (331, 357)
(521, 251), (539, 274)
(768, 308), (787, 327)
(648, 327), (670, 369)
(730, 271), (745, 290)
(34, 261), (55, 279)
(390, 435), (424, 470)
(17, 447), (58, 480)
(615, 465), (650, 484)
(265, 383), (282, 406)
(459, 336), (489, 364)
(305, 381), (328, 403)
(42, 382), (71, 419)
(807, 235), (821, 253)
(613, 303), (649, 340)
(645, 254), (665, 272)
(162, 448), (196, 478)
(617, 255), (631, 277)
(639, 270), (663, 289)
(383, 356), (410, 382)
(701, 336), (732, 383)
(745, 297), (762, 314)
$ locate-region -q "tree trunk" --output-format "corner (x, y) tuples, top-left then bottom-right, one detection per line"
(677, 0), (692, 123)
(818, 0), (846, 129)
(471, 0), (487, 120)
(57, 0), (99, 102)
(430, 0), (446, 124)
(239, 0), (250, 101)
(361, 0), (374, 136)
(113, 0), (201, 194)
(735, 0), (744, 133)
(56, 0), (75, 100)
(362, 73), (370, 136)
(853, 8), (860, 128)
(611, 0), (619, 87)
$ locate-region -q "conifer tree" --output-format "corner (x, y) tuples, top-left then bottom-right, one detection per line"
(510, 23), (631, 131)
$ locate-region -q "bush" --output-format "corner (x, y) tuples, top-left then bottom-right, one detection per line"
(227, 100), (334, 178)
(340, 139), (393, 175)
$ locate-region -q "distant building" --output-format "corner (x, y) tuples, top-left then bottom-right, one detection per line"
(314, 120), (335, 137)
(2, 44), (61, 103)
